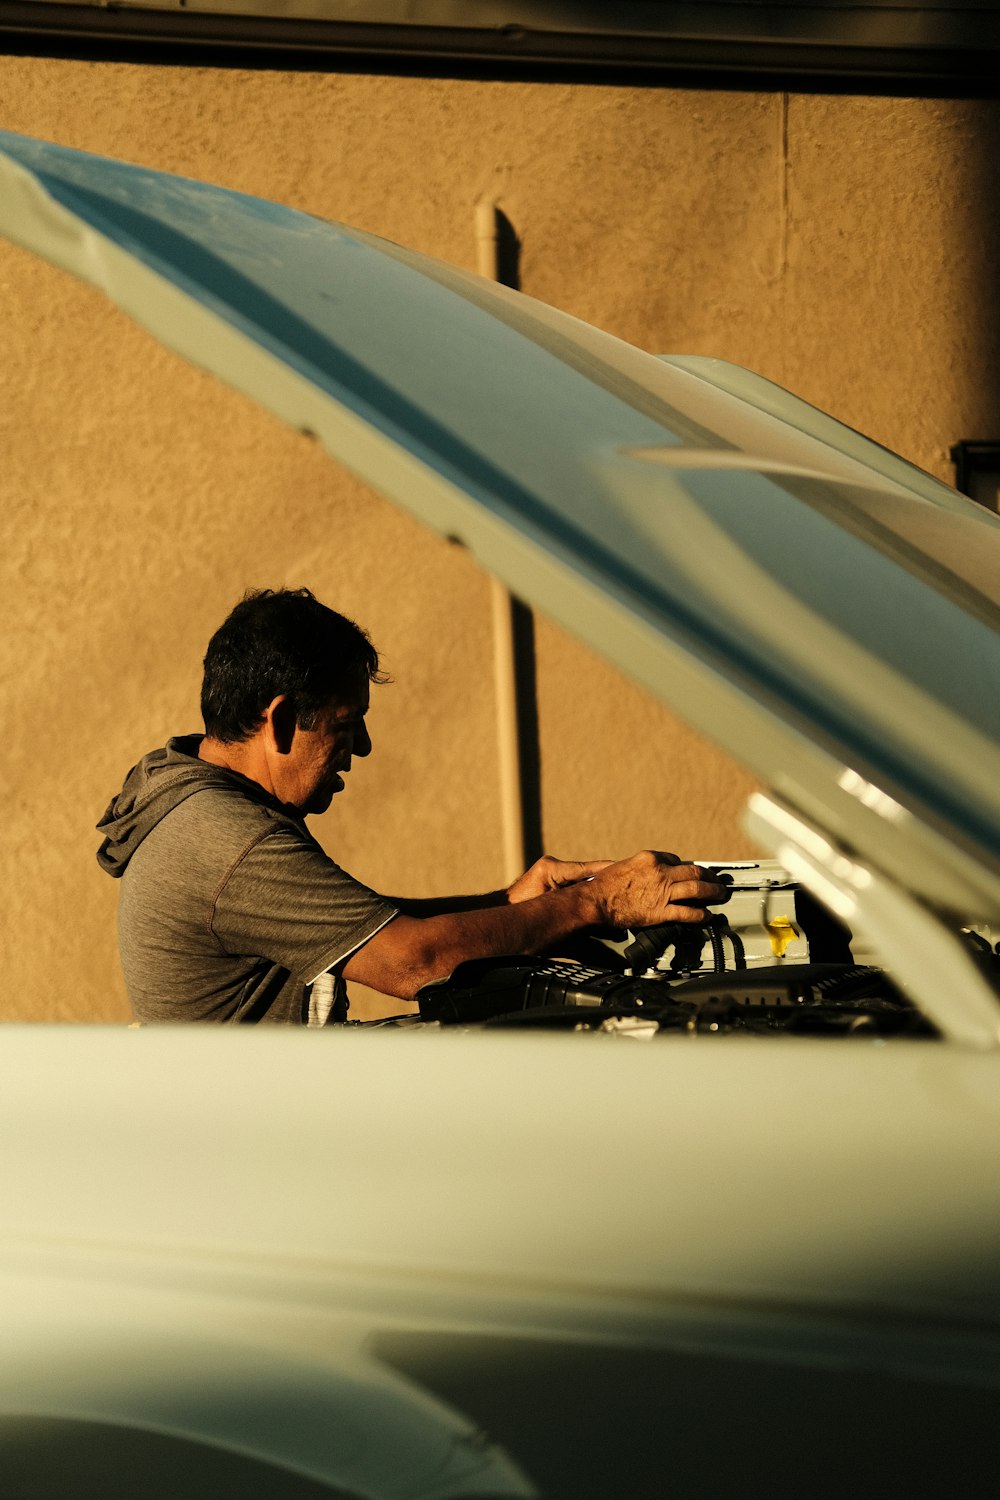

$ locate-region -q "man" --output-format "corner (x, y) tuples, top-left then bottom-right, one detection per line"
(98, 588), (725, 1024)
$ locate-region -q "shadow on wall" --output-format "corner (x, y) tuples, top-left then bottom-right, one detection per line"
(959, 106), (1000, 501)
(495, 206), (543, 864)
(495, 206), (522, 292)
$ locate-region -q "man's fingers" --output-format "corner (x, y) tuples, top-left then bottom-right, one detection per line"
(507, 854), (617, 904)
(552, 858), (613, 884)
(666, 877), (727, 904)
(662, 903), (708, 924)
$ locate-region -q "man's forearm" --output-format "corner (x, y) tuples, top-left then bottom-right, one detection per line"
(342, 883), (600, 1001)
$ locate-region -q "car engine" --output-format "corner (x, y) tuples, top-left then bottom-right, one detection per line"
(371, 863), (1000, 1040)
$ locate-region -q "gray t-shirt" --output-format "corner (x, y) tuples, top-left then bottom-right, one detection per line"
(101, 739), (397, 1024)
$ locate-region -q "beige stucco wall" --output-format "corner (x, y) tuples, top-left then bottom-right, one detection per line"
(0, 59), (995, 1021)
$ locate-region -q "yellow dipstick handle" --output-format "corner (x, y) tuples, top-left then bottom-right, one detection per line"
(764, 914), (799, 958)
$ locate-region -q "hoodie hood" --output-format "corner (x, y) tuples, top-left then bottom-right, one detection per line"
(96, 736), (272, 878)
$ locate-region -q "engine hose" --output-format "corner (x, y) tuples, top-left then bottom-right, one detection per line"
(708, 919), (726, 972)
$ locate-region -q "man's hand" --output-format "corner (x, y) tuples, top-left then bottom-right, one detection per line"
(507, 854), (612, 904)
(588, 850), (726, 929)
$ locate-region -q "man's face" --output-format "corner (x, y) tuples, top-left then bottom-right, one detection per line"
(281, 681), (372, 816)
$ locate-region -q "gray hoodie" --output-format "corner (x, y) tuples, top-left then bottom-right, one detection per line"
(97, 736), (396, 1023)
(97, 735), (274, 878)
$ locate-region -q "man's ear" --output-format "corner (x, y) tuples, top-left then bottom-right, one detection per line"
(263, 694), (298, 755)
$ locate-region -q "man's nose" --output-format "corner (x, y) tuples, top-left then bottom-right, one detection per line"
(353, 722), (372, 759)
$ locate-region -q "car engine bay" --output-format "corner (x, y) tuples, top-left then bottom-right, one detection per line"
(364, 863), (1000, 1040)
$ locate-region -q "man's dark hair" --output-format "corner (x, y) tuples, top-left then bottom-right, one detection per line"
(201, 588), (385, 743)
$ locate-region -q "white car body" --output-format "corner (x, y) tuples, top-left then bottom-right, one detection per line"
(1, 132), (999, 1497)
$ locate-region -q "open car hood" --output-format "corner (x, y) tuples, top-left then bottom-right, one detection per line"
(2, 130), (1000, 1012)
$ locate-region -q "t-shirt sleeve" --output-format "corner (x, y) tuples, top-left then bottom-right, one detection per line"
(210, 822), (398, 984)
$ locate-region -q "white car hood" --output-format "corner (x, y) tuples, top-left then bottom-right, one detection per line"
(2, 128), (999, 925)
